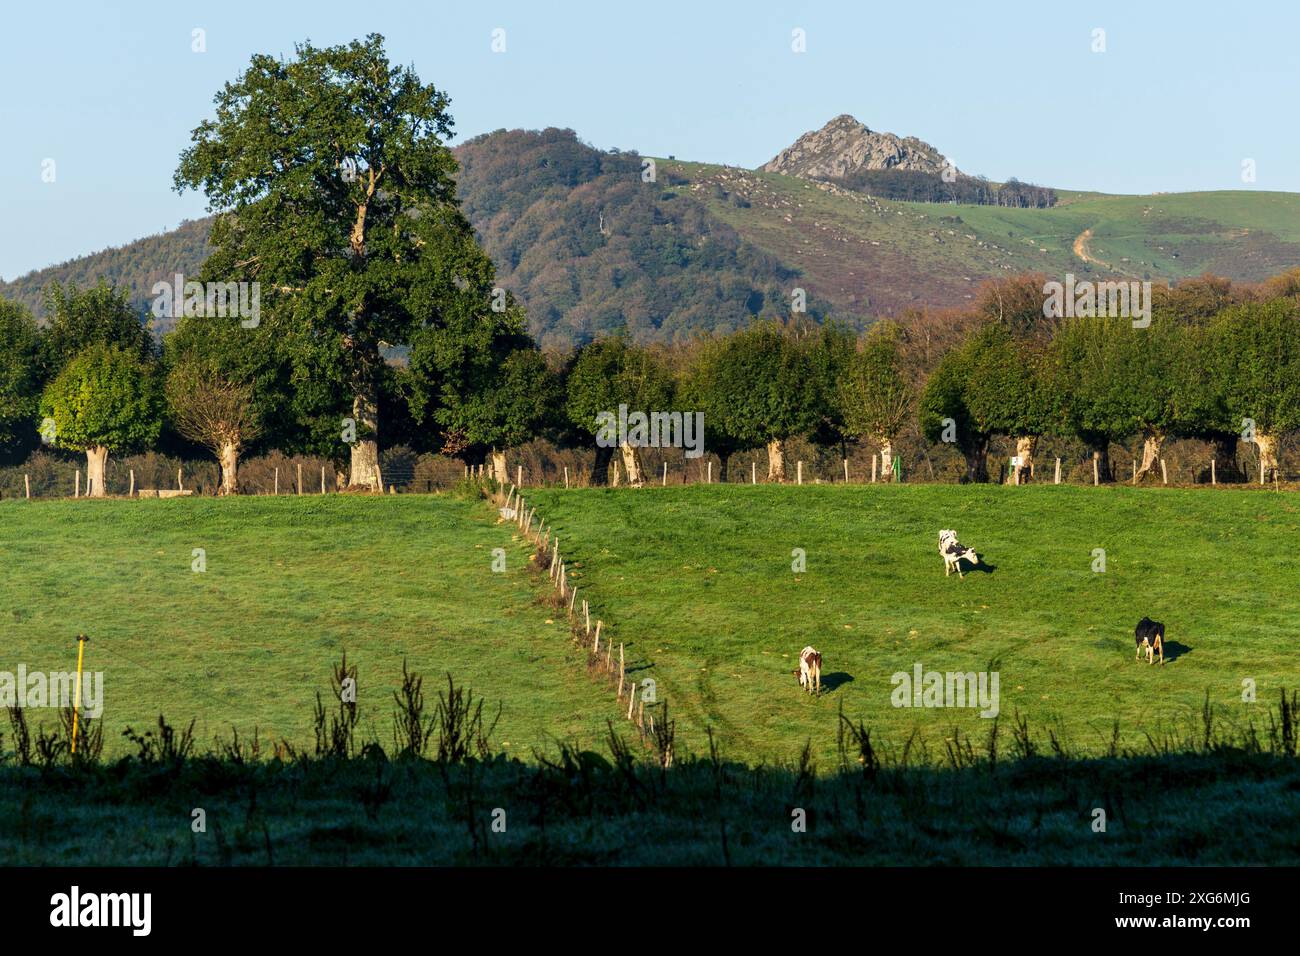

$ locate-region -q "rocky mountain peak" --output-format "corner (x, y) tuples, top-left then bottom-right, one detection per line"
(760, 114), (953, 180)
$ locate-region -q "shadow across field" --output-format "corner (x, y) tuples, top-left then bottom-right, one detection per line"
(4, 662), (1297, 866)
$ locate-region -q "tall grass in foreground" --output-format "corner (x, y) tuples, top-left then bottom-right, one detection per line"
(2, 660), (1297, 865)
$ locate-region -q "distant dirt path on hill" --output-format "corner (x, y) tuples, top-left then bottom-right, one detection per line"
(1072, 228), (1108, 268)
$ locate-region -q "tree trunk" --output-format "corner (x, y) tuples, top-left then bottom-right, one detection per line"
(1085, 437), (1112, 483)
(874, 435), (894, 483)
(218, 441), (240, 495)
(717, 453), (730, 484)
(962, 438), (989, 483)
(490, 448), (508, 486)
(590, 445), (614, 486)
(1013, 435), (1037, 485)
(1256, 433), (1280, 482)
(348, 392), (383, 491)
(767, 439), (786, 482)
(85, 446), (108, 498)
(1135, 430), (1164, 482)
(619, 442), (645, 487)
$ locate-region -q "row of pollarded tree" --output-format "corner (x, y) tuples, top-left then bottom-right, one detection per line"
(5, 268), (1299, 493)
(916, 274), (1300, 484)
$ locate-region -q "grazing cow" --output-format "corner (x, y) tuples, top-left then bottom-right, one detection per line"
(1135, 617), (1165, 665)
(793, 646), (822, 695)
(939, 529), (980, 579)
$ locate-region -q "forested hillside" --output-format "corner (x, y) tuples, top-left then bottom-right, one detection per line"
(455, 127), (831, 348)
(2, 129), (833, 348)
(0, 217), (211, 329)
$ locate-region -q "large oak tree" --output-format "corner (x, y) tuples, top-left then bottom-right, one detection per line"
(175, 34), (500, 490)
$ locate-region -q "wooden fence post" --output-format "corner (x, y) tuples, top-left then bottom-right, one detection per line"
(24, 474), (30, 499)
(1211, 459), (1217, 485)
(129, 469), (135, 497)
(843, 458), (849, 483)
(517, 465), (523, 488)
(627, 680), (636, 720)
(564, 466), (569, 488)
(707, 460), (712, 484)
(751, 461), (756, 485)
(618, 644), (625, 697)
(75, 470), (80, 498)
(1054, 458), (1061, 485)
(1160, 459), (1167, 485)
(274, 467), (279, 495)
(584, 600), (590, 635)
(797, 461), (803, 485)
(594, 619), (602, 652)
(662, 461), (667, 486)
(321, 466), (326, 494)
(297, 463), (303, 495)
(1093, 457), (1099, 486)
(178, 468), (183, 491)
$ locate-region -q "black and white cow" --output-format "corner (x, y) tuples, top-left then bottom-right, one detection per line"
(939, 529), (980, 579)
(1135, 617), (1165, 665)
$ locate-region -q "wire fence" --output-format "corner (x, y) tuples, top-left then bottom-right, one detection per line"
(2, 433), (1296, 500)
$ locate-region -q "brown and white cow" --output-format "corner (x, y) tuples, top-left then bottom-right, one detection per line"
(793, 646), (822, 695)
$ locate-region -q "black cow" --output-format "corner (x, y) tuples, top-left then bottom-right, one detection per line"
(1135, 617), (1165, 665)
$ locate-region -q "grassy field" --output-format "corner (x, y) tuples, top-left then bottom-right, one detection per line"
(525, 483), (1300, 767)
(3, 485), (1298, 770)
(4, 484), (1299, 866)
(0, 494), (617, 758)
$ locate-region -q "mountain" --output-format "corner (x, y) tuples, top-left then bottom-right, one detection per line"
(761, 114), (952, 180)
(5, 124), (1300, 343)
(0, 218), (212, 330)
(454, 128), (825, 349)
(1, 129), (830, 348)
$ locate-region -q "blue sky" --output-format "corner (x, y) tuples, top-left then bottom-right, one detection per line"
(1, 0), (1295, 280)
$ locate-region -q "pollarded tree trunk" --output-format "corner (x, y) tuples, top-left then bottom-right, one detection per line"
(1256, 433), (1280, 483)
(1135, 430), (1164, 482)
(1013, 435), (1038, 485)
(85, 445), (108, 498)
(218, 441), (240, 495)
(620, 442), (645, 487)
(490, 448), (509, 486)
(874, 435), (895, 482)
(590, 445), (614, 486)
(349, 391), (383, 492)
(767, 439), (786, 482)
(962, 438), (989, 484)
